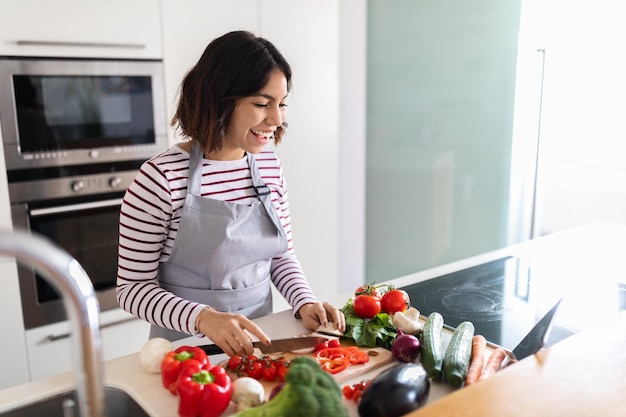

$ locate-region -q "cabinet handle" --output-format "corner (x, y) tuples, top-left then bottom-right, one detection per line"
(16, 40), (146, 49)
(45, 316), (140, 342)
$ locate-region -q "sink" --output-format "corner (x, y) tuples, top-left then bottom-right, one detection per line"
(0, 387), (150, 417)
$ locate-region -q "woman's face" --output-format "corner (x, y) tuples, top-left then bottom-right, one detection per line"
(213, 69), (288, 160)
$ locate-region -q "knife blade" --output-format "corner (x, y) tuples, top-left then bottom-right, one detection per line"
(198, 335), (329, 356)
(511, 298), (562, 361)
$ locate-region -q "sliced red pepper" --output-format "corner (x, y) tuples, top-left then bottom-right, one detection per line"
(314, 347), (349, 359)
(176, 360), (232, 417)
(318, 356), (350, 374)
(349, 350), (370, 365)
(161, 346), (209, 394)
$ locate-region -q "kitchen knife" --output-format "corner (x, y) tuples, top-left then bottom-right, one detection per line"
(511, 298), (562, 361)
(198, 335), (329, 356)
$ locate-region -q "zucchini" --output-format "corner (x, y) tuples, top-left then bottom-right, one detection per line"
(420, 312), (444, 379)
(442, 321), (475, 386)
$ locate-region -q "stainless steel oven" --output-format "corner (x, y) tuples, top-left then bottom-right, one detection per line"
(9, 168), (140, 329)
(0, 56), (167, 328)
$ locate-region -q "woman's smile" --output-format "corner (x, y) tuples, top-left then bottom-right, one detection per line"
(251, 129), (275, 145)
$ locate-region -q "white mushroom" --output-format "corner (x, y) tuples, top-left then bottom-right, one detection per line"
(392, 307), (422, 335)
(231, 377), (265, 411)
(139, 337), (174, 373)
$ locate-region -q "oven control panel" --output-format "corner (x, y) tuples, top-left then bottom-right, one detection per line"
(71, 175), (124, 193)
(9, 171), (137, 203)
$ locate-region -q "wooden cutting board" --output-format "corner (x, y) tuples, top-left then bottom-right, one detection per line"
(223, 340), (394, 400)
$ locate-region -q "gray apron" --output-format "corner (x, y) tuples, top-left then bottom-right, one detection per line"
(150, 142), (288, 341)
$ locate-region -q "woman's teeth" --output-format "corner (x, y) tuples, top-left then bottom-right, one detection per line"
(251, 129), (273, 139)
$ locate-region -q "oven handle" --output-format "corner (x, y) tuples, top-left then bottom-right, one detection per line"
(16, 40), (146, 49)
(29, 198), (123, 217)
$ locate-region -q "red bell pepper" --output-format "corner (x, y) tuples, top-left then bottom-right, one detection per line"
(176, 360), (233, 417)
(161, 346), (209, 394)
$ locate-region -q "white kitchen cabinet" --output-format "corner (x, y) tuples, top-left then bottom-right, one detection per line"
(0, 261), (29, 389)
(0, 0), (162, 59)
(0, 120), (29, 390)
(24, 309), (150, 381)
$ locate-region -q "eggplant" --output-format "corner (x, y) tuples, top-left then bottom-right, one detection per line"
(357, 363), (430, 417)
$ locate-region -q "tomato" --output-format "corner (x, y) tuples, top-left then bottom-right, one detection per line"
(342, 385), (355, 400)
(342, 380), (372, 403)
(353, 294), (382, 319)
(355, 284), (380, 299)
(326, 339), (341, 347)
(261, 362), (278, 382)
(314, 340), (329, 351)
(276, 362), (289, 382)
(245, 360), (263, 379)
(380, 289), (410, 314)
(227, 355), (243, 372)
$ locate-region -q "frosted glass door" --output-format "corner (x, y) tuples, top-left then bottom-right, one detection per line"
(365, 1), (522, 282)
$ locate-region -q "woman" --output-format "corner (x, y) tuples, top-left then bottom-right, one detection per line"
(116, 31), (345, 357)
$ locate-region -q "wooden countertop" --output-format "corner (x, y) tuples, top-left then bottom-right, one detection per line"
(408, 310), (626, 417)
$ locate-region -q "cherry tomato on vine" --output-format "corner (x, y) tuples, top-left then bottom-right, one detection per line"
(245, 360), (263, 379)
(227, 355), (243, 372)
(380, 289), (410, 314)
(353, 294), (382, 319)
(355, 284), (380, 299)
(276, 363), (289, 382)
(342, 380), (372, 403)
(261, 362), (278, 382)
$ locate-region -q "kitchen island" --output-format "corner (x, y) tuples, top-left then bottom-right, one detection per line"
(1, 222), (625, 416)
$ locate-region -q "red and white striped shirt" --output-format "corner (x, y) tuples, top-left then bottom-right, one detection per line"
(116, 144), (317, 336)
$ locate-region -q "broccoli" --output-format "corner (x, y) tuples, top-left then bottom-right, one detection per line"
(231, 356), (349, 417)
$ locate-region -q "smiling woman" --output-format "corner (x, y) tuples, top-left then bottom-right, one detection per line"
(116, 30), (345, 358)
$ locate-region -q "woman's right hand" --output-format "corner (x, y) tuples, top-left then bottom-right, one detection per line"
(196, 308), (271, 357)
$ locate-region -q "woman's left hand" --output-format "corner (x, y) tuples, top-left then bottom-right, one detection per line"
(297, 302), (345, 333)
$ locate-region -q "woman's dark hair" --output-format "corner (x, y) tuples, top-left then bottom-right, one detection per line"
(171, 31), (292, 153)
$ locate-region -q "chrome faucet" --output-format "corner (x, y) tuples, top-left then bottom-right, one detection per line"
(0, 229), (106, 417)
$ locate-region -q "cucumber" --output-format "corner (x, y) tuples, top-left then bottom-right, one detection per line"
(420, 312), (444, 379)
(443, 321), (475, 387)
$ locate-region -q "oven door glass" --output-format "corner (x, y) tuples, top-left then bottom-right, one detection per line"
(28, 196), (122, 305)
(13, 74), (155, 152)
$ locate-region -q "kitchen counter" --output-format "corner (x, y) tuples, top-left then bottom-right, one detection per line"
(409, 309), (626, 417)
(1, 222), (625, 416)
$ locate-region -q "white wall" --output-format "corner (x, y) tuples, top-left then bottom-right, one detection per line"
(338, 0), (367, 293)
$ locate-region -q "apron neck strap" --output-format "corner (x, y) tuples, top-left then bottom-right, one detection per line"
(247, 153), (286, 237)
(188, 142), (204, 196)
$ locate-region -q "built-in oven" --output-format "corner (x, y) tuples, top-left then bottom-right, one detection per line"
(9, 165), (141, 329)
(0, 56), (167, 328)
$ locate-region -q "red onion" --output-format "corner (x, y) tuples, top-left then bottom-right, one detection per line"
(392, 329), (421, 362)
(269, 382), (285, 400)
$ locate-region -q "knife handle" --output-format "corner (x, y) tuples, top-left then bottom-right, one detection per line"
(198, 344), (225, 356)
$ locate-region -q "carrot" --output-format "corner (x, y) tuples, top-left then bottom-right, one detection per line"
(478, 347), (508, 381)
(464, 335), (487, 386)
